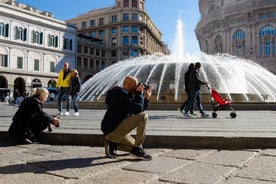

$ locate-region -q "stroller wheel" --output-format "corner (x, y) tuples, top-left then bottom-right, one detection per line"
(212, 112), (217, 118)
(230, 112), (237, 118)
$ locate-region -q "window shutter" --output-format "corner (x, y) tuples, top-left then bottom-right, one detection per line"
(5, 24), (9, 37)
(55, 36), (58, 47)
(14, 26), (18, 39)
(4, 55), (8, 67)
(70, 39), (72, 50)
(40, 32), (43, 44)
(23, 28), (27, 41)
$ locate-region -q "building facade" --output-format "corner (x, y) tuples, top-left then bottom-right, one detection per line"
(67, 0), (169, 82)
(195, 0), (276, 74)
(0, 0), (77, 99)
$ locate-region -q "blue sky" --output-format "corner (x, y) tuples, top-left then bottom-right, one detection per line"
(17, 0), (200, 53)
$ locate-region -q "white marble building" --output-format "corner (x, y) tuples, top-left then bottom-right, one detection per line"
(0, 0), (77, 99)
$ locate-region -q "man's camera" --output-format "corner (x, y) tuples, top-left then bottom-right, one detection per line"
(138, 82), (150, 90)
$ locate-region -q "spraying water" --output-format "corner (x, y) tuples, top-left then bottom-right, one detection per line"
(79, 18), (276, 102)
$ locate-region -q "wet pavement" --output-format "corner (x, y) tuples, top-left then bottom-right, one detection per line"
(0, 103), (276, 183)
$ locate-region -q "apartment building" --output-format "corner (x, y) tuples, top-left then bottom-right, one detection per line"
(0, 0), (77, 99)
(68, 0), (169, 82)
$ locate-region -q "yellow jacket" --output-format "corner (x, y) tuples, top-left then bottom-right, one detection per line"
(56, 69), (72, 88)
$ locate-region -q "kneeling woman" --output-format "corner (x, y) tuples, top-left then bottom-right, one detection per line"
(8, 87), (60, 144)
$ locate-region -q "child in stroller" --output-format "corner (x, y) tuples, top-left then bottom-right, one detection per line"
(209, 87), (237, 118)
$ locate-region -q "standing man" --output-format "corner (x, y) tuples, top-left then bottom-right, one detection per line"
(101, 76), (152, 160)
(56, 62), (71, 116)
(178, 63), (197, 115)
(184, 62), (209, 117)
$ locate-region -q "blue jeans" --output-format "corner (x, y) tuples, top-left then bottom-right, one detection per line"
(184, 89), (204, 114)
(58, 87), (71, 112)
(71, 93), (79, 112)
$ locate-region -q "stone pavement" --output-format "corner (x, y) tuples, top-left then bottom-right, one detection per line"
(1, 103), (276, 183)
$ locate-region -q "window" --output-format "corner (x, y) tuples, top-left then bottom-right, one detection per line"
(90, 48), (95, 55)
(214, 35), (223, 53)
(83, 58), (88, 67)
(123, 36), (129, 45)
(111, 50), (117, 57)
(123, 13), (129, 21)
(123, 0), (129, 7)
(101, 50), (105, 57)
(233, 30), (246, 56)
(131, 36), (138, 44)
(112, 38), (117, 45)
(90, 59), (94, 69)
(47, 34), (58, 47)
(233, 30), (245, 40)
(131, 49), (138, 57)
(123, 26), (129, 32)
(99, 18), (104, 25)
(90, 20), (95, 27)
(34, 59), (39, 71)
(0, 23), (9, 37)
(132, 0), (138, 7)
(50, 62), (55, 72)
(83, 46), (88, 53)
(82, 21), (86, 29)
(32, 30), (43, 44)
(111, 28), (117, 34)
(0, 23), (4, 36)
(0, 54), (8, 67)
(63, 38), (72, 50)
(96, 49), (100, 56)
(132, 26), (138, 32)
(14, 26), (27, 41)
(99, 30), (104, 37)
(132, 14), (138, 20)
(111, 16), (117, 23)
(17, 57), (23, 69)
(259, 25), (276, 56)
(90, 31), (95, 37)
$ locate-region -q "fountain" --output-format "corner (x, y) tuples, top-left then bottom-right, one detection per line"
(79, 18), (276, 103)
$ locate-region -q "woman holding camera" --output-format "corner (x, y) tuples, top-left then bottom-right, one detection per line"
(8, 87), (60, 144)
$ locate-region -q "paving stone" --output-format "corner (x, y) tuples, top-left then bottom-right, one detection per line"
(159, 162), (236, 184)
(27, 147), (134, 179)
(0, 162), (46, 175)
(222, 177), (275, 184)
(261, 149), (276, 157)
(0, 172), (64, 184)
(73, 169), (155, 184)
(161, 149), (217, 160)
(236, 155), (276, 182)
(0, 151), (42, 166)
(122, 156), (191, 174)
(0, 145), (26, 154)
(199, 150), (257, 167)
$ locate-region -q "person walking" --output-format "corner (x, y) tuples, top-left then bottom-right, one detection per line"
(69, 69), (81, 116)
(184, 62), (209, 118)
(56, 62), (71, 116)
(101, 76), (152, 160)
(8, 87), (60, 144)
(178, 63), (197, 115)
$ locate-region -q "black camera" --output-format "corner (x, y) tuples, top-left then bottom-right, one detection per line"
(138, 82), (150, 90)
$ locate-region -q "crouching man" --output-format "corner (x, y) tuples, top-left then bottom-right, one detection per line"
(101, 76), (152, 160)
(8, 87), (60, 144)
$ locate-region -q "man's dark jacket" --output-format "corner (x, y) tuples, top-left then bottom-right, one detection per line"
(101, 86), (149, 135)
(188, 69), (206, 90)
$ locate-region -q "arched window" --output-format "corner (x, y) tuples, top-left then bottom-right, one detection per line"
(259, 25), (276, 56)
(214, 35), (223, 53)
(233, 30), (246, 56)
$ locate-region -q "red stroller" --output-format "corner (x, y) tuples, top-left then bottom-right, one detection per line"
(209, 87), (237, 118)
